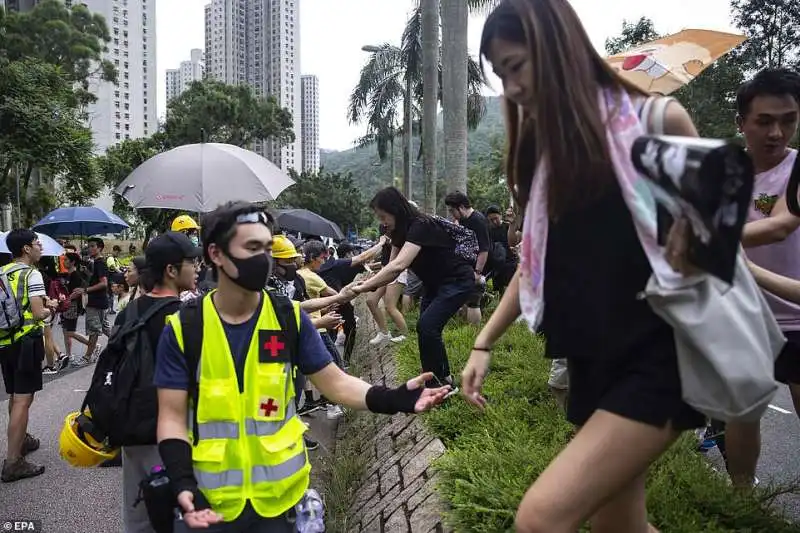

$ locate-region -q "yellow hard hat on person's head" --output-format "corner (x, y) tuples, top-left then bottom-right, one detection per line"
(272, 235), (300, 260)
(171, 215), (200, 233)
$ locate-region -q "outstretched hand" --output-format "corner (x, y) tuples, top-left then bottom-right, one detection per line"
(461, 349), (490, 410)
(177, 491), (223, 529)
(405, 372), (451, 413)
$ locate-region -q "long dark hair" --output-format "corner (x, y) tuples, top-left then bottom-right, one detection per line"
(369, 187), (425, 244)
(480, 0), (648, 218)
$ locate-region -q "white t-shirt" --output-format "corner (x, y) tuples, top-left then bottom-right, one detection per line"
(24, 268), (46, 299)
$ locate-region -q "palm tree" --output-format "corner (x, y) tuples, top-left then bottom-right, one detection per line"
(348, 6), (486, 202)
(421, 0), (440, 214)
(441, 0), (498, 195)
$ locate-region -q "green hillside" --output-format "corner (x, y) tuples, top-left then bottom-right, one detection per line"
(320, 96), (505, 199)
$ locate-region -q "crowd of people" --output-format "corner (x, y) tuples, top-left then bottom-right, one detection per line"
(2, 0), (800, 531)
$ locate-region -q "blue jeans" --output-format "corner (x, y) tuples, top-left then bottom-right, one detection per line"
(417, 279), (473, 386)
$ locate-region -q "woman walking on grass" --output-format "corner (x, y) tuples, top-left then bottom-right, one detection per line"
(354, 188), (474, 391)
(461, 1), (707, 531)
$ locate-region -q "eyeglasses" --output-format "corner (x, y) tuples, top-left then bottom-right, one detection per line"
(235, 211), (270, 225)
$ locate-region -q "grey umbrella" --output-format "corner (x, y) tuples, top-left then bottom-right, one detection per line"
(114, 143), (295, 212)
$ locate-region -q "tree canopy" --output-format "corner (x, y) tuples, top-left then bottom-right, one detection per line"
(0, 1), (113, 225)
(163, 80), (295, 148)
(276, 169), (369, 233)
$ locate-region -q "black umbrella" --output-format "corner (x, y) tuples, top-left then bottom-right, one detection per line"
(275, 209), (345, 240)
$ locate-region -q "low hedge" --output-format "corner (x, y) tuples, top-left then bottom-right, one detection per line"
(395, 317), (800, 533)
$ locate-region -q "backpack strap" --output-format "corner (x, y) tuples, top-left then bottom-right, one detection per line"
(265, 289), (299, 362)
(179, 295), (205, 446)
(639, 96), (675, 135)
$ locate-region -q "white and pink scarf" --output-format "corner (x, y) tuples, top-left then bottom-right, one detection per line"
(518, 89), (686, 331)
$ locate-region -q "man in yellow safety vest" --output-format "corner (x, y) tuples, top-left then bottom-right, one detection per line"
(154, 202), (450, 531)
(1, 229), (58, 482)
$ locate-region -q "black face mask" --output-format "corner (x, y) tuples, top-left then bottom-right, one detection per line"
(278, 263), (298, 281)
(221, 251), (272, 292)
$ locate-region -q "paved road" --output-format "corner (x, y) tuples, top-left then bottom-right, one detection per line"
(706, 383), (800, 521)
(0, 320), (338, 532)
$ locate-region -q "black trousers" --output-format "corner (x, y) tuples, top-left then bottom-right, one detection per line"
(337, 301), (357, 364)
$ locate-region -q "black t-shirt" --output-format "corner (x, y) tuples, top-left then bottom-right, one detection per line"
(87, 258), (109, 309)
(114, 295), (181, 354)
(393, 218), (473, 290)
(66, 270), (84, 293)
(489, 223), (517, 264)
(461, 211), (491, 254)
(541, 185), (668, 361)
(489, 223), (510, 249)
(319, 258), (363, 291)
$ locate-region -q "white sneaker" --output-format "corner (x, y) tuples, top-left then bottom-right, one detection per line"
(390, 335), (407, 343)
(369, 332), (391, 345)
(326, 404), (344, 420)
(335, 331), (346, 347)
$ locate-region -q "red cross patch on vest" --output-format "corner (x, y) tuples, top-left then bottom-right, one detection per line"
(258, 330), (290, 363)
(260, 397), (280, 417)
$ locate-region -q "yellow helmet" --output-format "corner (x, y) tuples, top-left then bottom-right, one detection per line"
(272, 235), (300, 260)
(171, 215), (199, 233)
(59, 411), (119, 467)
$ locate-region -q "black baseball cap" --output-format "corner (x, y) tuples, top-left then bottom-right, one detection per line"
(145, 231), (202, 273)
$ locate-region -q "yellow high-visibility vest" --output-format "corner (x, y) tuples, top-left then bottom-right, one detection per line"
(0, 263), (39, 346)
(167, 292), (310, 522)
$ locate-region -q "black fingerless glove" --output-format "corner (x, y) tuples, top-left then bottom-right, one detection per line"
(365, 384), (423, 415)
(158, 438), (212, 511)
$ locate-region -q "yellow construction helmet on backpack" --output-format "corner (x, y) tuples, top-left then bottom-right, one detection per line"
(171, 215), (199, 233)
(59, 411), (119, 467)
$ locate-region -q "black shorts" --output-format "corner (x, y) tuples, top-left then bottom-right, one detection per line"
(0, 332), (45, 395)
(565, 328), (705, 431)
(61, 316), (78, 332)
(774, 330), (800, 385)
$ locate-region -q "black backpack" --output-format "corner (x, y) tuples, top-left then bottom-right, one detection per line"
(81, 297), (180, 448)
(431, 215), (479, 264)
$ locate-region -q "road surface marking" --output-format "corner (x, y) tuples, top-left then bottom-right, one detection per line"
(768, 404), (792, 414)
(73, 389), (87, 393)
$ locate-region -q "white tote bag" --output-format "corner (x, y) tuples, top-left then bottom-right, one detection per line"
(643, 254), (785, 422)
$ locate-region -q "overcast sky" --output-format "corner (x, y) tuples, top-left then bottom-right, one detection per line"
(155, 0), (738, 152)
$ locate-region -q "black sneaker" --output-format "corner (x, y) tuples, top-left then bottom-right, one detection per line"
(1, 458), (45, 482)
(22, 434), (39, 456)
(42, 366), (58, 375)
(56, 354), (70, 371)
(304, 437), (319, 451)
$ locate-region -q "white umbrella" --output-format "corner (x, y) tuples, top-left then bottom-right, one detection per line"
(114, 143), (296, 212)
(0, 232), (64, 257)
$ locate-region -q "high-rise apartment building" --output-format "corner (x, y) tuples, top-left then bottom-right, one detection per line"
(80, 0), (157, 155)
(300, 75), (319, 173)
(204, 0), (301, 172)
(166, 48), (204, 104)
(2, 0), (38, 11)
(6, 0), (155, 210)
